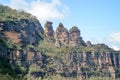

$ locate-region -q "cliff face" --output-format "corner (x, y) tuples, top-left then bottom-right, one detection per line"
(0, 19), (44, 67)
(42, 21), (120, 79)
(69, 26), (86, 46)
(1, 19), (43, 45)
(37, 41), (120, 79)
(44, 22), (86, 47)
(55, 24), (86, 47)
(55, 23), (69, 47)
(0, 5), (120, 79)
(0, 5), (44, 68)
(49, 51), (119, 78)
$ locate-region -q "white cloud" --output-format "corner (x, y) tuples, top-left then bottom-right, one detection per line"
(111, 45), (120, 51)
(106, 32), (120, 51)
(9, 0), (69, 21)
(9, 0), (28, 9)
(107, 32), (120, 44)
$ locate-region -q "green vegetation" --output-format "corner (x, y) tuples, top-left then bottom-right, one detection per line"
(0, 38), (27, 80)
(0, 4), (120, 80)
(0, 4), (36, 22)
(0, 37), (119, 80)
(0, 38), (21, 50)
(22, 40), (119, 80)
(0, 54), (28, 80)
(86, 77), (120, 80)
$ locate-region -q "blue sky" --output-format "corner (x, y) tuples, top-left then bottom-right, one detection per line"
(0, 0), (120, 50)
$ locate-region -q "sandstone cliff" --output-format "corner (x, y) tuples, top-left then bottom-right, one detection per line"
(54, 24), (86, 47)
(55, 23), (69, 47)
(0, 19), (43, 45)
(0, 5), (44, 68)
(69, 26), (86, 46)
(44, 22), (86, 47)
(0, 5), (120, 80)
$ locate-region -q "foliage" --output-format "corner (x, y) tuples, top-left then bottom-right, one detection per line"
(0, 54), (28, 80)
(0, 5), (36, 22)
(0, 38), (119, 80)
(86, 77), (120, 80)
(0, 5), (120, 79)
(0, 38), (21, 50)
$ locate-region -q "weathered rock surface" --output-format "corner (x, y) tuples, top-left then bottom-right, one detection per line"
(69, 26), (86, 46)
(49, 50), (120, 78)
(0, 14), (44, 67)
(44, 21), (54, 39)
(86, 41), (92, 47)
(0, 19), (44, 45)
(55, 23), (69, 47)
(55, 24), (86, 47)
(1, 5), (120, 79)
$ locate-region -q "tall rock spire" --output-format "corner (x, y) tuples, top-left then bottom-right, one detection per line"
(44, 22), (86, 47)
(55, 23), (69, 47)
(44, 21), (54, 39)
(69, 26), (86, 46)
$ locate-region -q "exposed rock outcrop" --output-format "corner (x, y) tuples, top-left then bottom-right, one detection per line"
(0, 12), (44, 67)
(0, 19), (44, 45)
(69, 26), (86, 46)
(55, 23), (69, 47)
(44, 21), (54, 39)
(41, 49), (119, 79)
(1, 5), (120, 80)
(86, 41), (92, 47)
(55, 24), (86, 47)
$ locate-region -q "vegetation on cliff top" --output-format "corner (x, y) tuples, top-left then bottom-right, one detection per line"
(0, 4), (36, 22)
(0, 4), (120, 80)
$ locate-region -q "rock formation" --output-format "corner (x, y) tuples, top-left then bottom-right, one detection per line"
(44, 22), (86, 47)
(44, 21), (54, 39)
(0, 19), (44, 45)
(0, 5), (44, 67)
(86, 41), (92, 47)
(55, 24), (86, 47)
(0, 18), (44, 66)
(69, 26), (86, 46)
(55, 23), (69, 47)
(0, 5), (120, 80)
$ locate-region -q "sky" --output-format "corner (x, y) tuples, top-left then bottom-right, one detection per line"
(0, 0), (120, 50)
